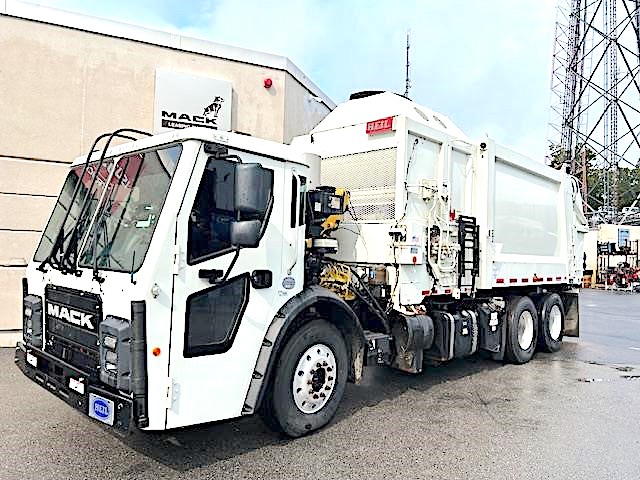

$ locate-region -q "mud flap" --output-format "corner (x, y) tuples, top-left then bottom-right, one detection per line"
(560, 290), (580, 337)
(490, 303), (508, 361)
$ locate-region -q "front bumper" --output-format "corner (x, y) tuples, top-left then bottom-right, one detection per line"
(14, 342), (133, 434)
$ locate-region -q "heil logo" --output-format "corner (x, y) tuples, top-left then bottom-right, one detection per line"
(93, 399), (110, 419)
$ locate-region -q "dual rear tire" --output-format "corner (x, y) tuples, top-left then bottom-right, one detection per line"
(536, 293), (564, 353)
(504, 293), (565, 364)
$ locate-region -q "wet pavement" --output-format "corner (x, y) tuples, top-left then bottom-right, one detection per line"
(1, 289), (639, 479)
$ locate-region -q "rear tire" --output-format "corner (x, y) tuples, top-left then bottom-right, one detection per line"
(504, 296), (538, 364)
(259, 319), (348, 437)
(536, 293), (564, 352)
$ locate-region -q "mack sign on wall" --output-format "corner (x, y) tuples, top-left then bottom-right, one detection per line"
(154, 69), (232, 133)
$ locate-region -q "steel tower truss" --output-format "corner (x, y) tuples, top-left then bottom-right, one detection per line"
(549, 0), (640, 220)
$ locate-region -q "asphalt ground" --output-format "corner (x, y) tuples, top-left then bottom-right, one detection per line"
(1, 288), (640, 480)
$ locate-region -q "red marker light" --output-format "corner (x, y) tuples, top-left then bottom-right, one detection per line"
(263, 78), (273, 89)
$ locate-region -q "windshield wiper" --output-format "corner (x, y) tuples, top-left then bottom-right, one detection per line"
(57, 129), (150, 276)
(37, 133), (114, 274)
(88, 144), (143, 282)
(92, 212), (109, 283)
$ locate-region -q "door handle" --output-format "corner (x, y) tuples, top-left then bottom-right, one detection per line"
(251, 270), (272, 289)
(199, 269), (224, 284)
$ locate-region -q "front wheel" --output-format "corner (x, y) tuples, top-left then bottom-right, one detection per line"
(259, 319), (348, 437)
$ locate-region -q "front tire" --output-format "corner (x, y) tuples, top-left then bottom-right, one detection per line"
(504, 296), (538, 364)
(536, 293), (564, 352)
(259, 319), (348, 437)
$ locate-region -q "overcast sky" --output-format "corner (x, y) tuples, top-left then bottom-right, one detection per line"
(34, 0), (559, 160)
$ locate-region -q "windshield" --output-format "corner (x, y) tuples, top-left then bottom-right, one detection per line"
(78, 144), (182, 273)
(34, 158), (116, 265)
(34, 143), (182, 274)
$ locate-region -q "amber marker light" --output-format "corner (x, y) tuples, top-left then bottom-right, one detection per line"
(152, 347), (161, 357)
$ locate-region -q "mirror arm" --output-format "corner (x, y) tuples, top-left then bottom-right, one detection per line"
(258, 196), (274, 240)
(220, 247), (241, 284)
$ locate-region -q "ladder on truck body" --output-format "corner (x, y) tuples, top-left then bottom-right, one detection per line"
(457, 215), (480, 291)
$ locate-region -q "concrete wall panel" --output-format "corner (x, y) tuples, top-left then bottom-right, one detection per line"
(0, 267), (25, 332)
(0, 194), (55, 231)
(0, 231), (41, 266)
(0, 157), (68, 196)
(284, 73), (331, 143)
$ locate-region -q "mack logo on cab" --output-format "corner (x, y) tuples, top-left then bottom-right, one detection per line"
(47, 303), (95, 330)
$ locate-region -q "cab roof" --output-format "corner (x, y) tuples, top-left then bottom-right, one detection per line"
(71, 127), (309, 167)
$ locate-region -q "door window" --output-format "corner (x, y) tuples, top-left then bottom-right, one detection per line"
(188, 159), (237, 263)
(187, 157), (274, 263)
(184, 274), (249, 356)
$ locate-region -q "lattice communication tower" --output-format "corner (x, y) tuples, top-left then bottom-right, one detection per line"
(549, 0), (640, 222)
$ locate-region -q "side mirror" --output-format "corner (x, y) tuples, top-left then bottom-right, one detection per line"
(230, 220), (262, 248)
(235, 164), (273, 215)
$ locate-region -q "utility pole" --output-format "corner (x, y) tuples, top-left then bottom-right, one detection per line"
(404, 29), (411, 98)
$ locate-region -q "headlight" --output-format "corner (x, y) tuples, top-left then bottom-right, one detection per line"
(99, 316), (132, 391)
(23, 295), (43, 348)
(103, 335), (117, 350)
(105, 350), (118, 364)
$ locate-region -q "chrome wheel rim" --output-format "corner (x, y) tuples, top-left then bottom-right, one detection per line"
(549, 305), (562, 340)
(517, 311), (534, 350)
(292, 344), (336, 414)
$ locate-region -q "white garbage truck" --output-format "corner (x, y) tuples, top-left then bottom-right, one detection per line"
(15, 91), (588, 437)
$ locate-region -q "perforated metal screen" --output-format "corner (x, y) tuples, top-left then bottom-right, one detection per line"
(321, 148), (397, 221)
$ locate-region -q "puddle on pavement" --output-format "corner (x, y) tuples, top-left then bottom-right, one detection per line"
(615, 366), (634, 372)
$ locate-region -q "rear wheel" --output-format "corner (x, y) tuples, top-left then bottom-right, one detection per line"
(536, 293), (564, 352)
(504, 296), (538, 364)
(259, 319), (348, 437)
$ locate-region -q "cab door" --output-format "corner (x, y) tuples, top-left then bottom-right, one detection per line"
(166, 145), (286, 428)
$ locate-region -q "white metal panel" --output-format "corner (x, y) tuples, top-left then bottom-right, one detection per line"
(450, 149), (470, 214)
(493, 159), (561, 257)
(409, 136), (438, 181)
